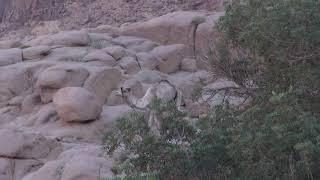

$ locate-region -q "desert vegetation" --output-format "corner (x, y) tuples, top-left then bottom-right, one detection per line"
(104, 0), (320, 179)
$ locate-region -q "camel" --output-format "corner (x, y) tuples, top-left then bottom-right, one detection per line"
(117, 80), (185, 136)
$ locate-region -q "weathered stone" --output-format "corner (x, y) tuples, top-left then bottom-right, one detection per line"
(0, 158), (43, 180)
(119, 56), (140, 74)
(121, 11), (224, 59)
(106, 90), (125, 106)
(7, 96), (24, 106)
(151, 44), (185, 74)
(84, 68), (122, 104)
(22, 160), (63, 180)
(23, 146), (114, 180)
(133, 70), (164, 84)
(87, 25), (120, 35)
(0, 48), (22, 66)
(102, 46), (127, 60)
(0, 65), (38, 102)
(112, 36), (146, 48)
(60, 155), (113, 180)
(53, 87), (102, 122)
(181, 58), (197, 72)
(129, 40), (158, 52)
(36, 65), (89, 103)
(0, 40), (21, 49)
(82, 50), (116, 66)
(136, 52), (159, 70)
(43, 47), (89, 62)
(88, 33), (115, 49)
(21, 94), (41, 114)
(22, 45), (51, 60)
(0, 129), (61, 160)
(26, 31), (90, 46)
(27, 103), (57, 125)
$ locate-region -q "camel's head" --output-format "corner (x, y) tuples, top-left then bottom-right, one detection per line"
(116, 79), (144, 98)
(118, 86), (131, 98)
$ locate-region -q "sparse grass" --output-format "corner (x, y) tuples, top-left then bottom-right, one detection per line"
(99, 173), (159, 180)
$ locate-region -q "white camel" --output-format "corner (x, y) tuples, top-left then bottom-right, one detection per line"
(118, 80), (185, 136)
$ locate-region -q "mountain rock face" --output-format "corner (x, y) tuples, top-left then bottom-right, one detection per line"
(0, 0), (226, 39)
(0, 0), (66, 24)
(0, 10), (250, 179)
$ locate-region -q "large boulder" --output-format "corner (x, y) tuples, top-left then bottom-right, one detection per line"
(53, 87), (102, 122)
(42, 47), (89, 62)
(0, 128), (62, 160)
(22, 160), (64, 180)
(84, 68), (122, 104)
(106, 90), (125, 106)
(102, 46), (127, 61)
(0, 63), (43, 103)
(22, 146), (114, 180)
(119, 56), (140, 75)
(181, 58), (197, 72)
(21, 93), (42, 114)
(112, 36), (146, 48)
(0, 158), (43, 180)
(120, 11), (224, 69)
(22, 45), (51, 60)
(167, 71), (212, 99)
(36, 65), (89, 103)
(60, 154), (113, 180)
(26, 31), (90, 47)
(150, 44), (186, 74)
(82, 50), (116, 66)
(0, 0), (65, 26)
(132, 70), (164, 84)
(136, 52), (159, 70)
(0, 48), (22, 66)
(0, 40), (21, 49)
(112, 36), (158, 52)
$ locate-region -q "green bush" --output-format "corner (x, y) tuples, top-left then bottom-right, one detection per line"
(103, 0), (320, 179)
(219, 0), (320, 178)
(100, 173), (159, 180)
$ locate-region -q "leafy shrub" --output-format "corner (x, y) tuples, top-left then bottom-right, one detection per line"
(100, 173), (159, 180)
(218, 0), (320, 178)
(103, 0), (320, 179)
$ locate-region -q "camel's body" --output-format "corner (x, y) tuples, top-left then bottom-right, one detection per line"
(119, 80), (184, 136)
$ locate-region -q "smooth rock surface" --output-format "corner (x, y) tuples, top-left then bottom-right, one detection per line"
(0, 48), (22, 66)
(22, 45), (51, 60)
(36, 65), (89, 103)
(53, 87), (102, 122)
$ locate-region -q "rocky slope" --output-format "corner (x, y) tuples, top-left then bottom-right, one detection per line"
(0, 0), (226, 39)
(0, 7), (249, 180)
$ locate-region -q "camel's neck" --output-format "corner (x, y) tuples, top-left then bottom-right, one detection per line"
(127, 87), (156, 109)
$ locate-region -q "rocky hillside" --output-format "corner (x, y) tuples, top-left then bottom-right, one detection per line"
(0, 9), (251, 179)
(0, 0), (226, 39)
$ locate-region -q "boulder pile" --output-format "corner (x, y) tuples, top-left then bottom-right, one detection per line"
(0, 11), (247, 179)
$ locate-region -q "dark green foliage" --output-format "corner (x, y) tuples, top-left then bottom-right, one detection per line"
(218, 0), (320, 179)
(101, 173), (159, 180)
(105, 101), (234, 179)
(229, 91), (320, 179)
(218, 0), (320, 104)
(104, 0), (320, 179)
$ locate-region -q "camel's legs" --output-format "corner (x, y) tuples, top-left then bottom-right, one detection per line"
(148, 110), (161, 137)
